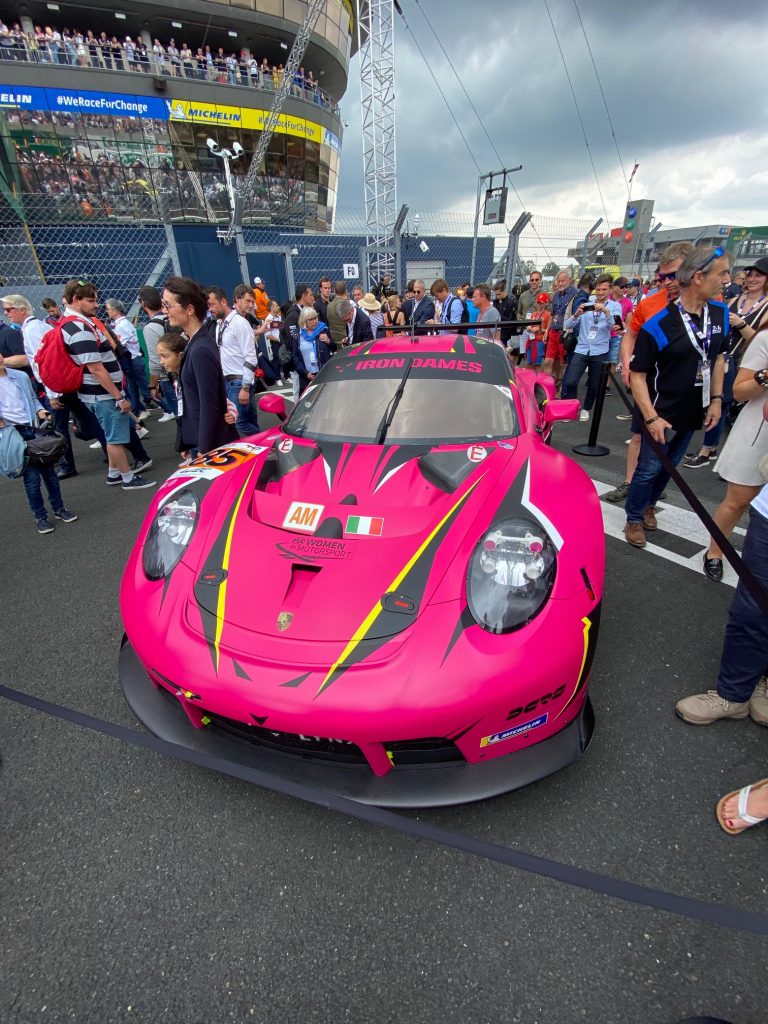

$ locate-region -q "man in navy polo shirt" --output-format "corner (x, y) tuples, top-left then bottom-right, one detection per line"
(624, 247), (729, 548)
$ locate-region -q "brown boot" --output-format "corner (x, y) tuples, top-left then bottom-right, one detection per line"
(643, 506), (658, 531)
(624, 521), (646, 548)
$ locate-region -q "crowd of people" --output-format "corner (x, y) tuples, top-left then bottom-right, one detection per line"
(0, 20), (339, 113)
(1, 255), (767, 835)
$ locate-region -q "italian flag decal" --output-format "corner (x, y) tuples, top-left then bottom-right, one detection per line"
(346, 515), (384, 537)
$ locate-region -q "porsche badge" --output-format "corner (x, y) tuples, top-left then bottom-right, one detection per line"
(277, 611), (294, 632)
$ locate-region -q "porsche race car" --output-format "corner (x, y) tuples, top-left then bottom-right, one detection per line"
(119, 334), (604, 806)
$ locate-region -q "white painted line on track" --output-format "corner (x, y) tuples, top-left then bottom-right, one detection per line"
(592, 479), (738, 588)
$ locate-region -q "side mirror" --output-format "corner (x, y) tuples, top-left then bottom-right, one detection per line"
(544, 399), (580, 425)
(258, 393), (287, 421)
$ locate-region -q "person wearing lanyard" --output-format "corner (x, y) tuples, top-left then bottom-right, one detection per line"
(623, 247), (729, 549)
(206, 286), (259, 437)
(561, 274), (622, 422)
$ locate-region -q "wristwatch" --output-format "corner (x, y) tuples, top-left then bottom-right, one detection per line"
(755, 369), (768, 389)
(644, 415), (660, 425)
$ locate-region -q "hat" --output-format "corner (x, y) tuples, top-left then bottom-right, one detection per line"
(360, 292), (382, 312)
(253, 276), (264, 285)
(743, 257), (768, 276)
(614, 276), (629, 287)
(536, 292), (549, 303)
(629, 277), (642, 287)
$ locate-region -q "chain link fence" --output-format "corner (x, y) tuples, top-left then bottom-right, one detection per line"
(0, 192), (602, 314)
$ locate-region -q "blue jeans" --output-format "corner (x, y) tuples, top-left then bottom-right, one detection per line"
(225, 379), (259, 437)
(17, 425), (65, 519)
(716, 507), (768, 702)
(625, 429), (695, 523)
(125, 355), (151, 415)
(158, 378), (178, 416)
(561, 352), (607, 411)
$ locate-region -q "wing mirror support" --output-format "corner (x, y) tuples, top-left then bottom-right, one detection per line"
(258, 393), (288, 421)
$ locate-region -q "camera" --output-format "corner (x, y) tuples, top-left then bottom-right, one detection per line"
(419, 240), (429, 253)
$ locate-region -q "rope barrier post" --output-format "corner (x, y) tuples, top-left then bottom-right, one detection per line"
(572, 361), (610, 457)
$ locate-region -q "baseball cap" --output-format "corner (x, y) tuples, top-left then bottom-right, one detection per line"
(536, 292), (549, 303)
(253, 276), (264, 285)
(743, 257), (768, 276)
(614, 276), (629, 288)
(629, 278), (642, 287)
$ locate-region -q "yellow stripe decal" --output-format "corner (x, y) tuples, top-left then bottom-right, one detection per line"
(555, 615), (591, 720)
(316, 476), (484, 696)
(213, 464), (257, 673)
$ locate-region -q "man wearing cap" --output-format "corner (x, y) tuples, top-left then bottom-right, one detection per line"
(626, 278), (643, 309)
(542, 270), (578, 389)
(252, 277), (270, 320)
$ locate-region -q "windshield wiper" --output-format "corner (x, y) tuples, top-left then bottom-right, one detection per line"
(374, 357), (414, 445)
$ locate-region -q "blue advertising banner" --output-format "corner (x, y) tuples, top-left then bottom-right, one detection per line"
(0, 85), (168, 120)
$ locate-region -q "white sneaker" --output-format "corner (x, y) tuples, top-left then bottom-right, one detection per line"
(89, 440), (101, 449)
(579, 409), (590, 422)
(138, 409), (151, 421)
(136, 426), (149, 439)
(157, 412), (176, 423)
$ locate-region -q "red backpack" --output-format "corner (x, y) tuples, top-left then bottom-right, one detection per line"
(34, 316), (85, 394)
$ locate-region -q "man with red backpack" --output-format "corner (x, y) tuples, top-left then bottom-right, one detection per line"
(52, 280), (155, 491)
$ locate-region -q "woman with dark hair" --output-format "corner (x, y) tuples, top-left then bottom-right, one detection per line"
(160, 279), (238, 456)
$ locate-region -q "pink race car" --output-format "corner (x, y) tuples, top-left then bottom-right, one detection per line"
(120, 335), (604, 806)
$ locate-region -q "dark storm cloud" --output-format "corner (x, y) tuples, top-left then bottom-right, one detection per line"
(337, 0), (766, 224)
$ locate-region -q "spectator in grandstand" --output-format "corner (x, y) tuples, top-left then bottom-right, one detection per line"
(542, 270), (578, 391)
(139, 286), (177, 422)
(472, 284), (502, 342)
(314, 276), (332, 323)
(61, 280), (155, 490)
(623, 247), (729, 549)
(206, 285), (260, 437)
(41, 298), (61, 326)
(162, 278), (238, 456)
(493, 280), (519, 347)
(337, 298), (373, 348)
(106, 298), (152, 420)
(603, 243), (695, 505)
(561, 275), (622, 422)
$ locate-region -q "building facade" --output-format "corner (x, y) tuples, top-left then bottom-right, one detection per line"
(0, 0), (351, 230)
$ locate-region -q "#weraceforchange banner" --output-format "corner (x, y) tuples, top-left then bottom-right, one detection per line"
(0, 85), (168, 120)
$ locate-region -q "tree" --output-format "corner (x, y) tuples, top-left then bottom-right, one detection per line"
(541, 261), (561, 278)
(518, 258), (536, 276)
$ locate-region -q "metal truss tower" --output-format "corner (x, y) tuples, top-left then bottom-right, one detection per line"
(357, 0), (397, 285)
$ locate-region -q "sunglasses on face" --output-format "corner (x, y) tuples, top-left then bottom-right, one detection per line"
(657, 270), (677, 283)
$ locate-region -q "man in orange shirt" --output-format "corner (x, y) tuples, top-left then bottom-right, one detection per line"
(252, 276), (270, 320)
(604, 242), (695, 503)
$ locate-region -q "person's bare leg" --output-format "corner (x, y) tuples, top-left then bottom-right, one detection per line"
(720, 782), (768, 831)
(542, 357), (554, 378)
(707, 483), (761, 559)
(107, 442), (131, 475)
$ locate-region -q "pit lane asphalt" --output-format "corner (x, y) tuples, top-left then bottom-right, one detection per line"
(2, 402), (766, 1024)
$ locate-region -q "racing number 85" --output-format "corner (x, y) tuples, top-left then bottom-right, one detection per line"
(506, 685), (565, 721)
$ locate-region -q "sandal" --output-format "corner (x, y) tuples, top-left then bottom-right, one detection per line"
(716, 779), (768, 834)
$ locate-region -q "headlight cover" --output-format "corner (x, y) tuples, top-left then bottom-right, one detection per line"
(142, 490), (199, 580)
(467, 516), (556, 633)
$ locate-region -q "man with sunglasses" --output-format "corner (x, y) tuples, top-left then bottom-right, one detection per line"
(402, 280), (435, 327)
(623, 247), (729, 548)
(604, 243), (695, 504)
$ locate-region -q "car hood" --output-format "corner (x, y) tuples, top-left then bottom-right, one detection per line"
(183, 436), (517, 644)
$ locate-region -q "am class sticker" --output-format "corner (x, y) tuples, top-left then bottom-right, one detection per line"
(282, 501), (324, 533)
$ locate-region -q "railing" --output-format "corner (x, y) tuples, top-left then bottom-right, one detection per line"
(0, 35), (341, 116)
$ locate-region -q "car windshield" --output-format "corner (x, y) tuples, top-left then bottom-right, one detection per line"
(284, 354), (519, 445)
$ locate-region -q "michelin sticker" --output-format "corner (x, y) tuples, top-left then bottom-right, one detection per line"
(480, 714), (548, 748)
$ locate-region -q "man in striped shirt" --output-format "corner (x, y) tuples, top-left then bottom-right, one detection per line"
(61, 280), (155, 490)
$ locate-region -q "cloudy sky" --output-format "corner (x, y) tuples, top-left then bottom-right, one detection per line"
(336, 0), (768, 234)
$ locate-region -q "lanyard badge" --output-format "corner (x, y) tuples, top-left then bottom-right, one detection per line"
(677, 302), (713, 407)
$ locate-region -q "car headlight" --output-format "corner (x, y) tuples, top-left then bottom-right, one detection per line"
(142, 490), (199, 580)
(467, 516), (556, 634)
